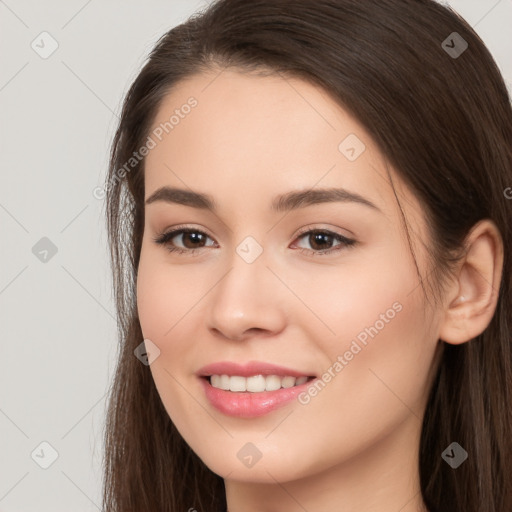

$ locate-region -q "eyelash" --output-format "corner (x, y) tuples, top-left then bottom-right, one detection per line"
(153, 224), (356, 257)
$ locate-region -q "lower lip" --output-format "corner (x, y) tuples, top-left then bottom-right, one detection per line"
(199, 377), (316, 418)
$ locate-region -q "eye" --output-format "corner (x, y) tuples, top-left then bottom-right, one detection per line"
(152, 225), (356, 256)
(292, 227), (356, 255)
(152, 225), (217, 255)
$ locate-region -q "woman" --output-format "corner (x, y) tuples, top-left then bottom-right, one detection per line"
(102, 0), (512, 510)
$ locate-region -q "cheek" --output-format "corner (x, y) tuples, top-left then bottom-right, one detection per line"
(292, 236), (421, 355)
(305, 267), (437, 444)
(136, 248), (211, 389)
(287, 282), (437, 479)
(136, 263), (168, 342)
(136, 248), (201, 342)
(136, 255), (200, 425)
(298, 236), (436, 413)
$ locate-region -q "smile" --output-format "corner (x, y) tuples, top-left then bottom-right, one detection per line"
(209, 374), (312, 392)
(199, 375), (318, 418)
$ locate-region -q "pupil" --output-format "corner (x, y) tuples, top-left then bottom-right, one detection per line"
(311, 232), (331, 250)
(185, 232), (204, 248)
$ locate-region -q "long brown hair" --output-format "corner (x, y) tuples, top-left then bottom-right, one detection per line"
(102, 1), (512, 510)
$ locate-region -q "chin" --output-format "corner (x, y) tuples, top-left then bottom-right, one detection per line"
(194, 441), (321, 484)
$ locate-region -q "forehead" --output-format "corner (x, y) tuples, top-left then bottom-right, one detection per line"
(142, 69), (418, 225)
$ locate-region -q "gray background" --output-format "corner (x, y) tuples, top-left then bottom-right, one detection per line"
(0, 0), (510, 510)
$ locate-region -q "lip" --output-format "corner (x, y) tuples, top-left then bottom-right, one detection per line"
(199, 375), (317, 418)
(196, 360), (314, 378)
(196, 360), (317, 418)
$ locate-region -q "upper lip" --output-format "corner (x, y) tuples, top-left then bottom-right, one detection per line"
(196, 360), (315, 378)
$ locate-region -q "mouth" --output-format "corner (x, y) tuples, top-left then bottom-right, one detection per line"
(199, 373), (318, 418)
(203, 374), (316, 392)
(196, 361), (318, 417)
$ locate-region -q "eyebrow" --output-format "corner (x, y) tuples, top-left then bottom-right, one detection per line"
(145, 186), (381, 213)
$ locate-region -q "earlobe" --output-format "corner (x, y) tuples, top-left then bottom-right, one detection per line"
(438, 220), (504, 345)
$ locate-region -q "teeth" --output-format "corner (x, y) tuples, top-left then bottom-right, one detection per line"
(230, 376), (246, 392)
(265, 375), (281, 391)
(209, 374), (311, 392)
(247, 375), (266, 392)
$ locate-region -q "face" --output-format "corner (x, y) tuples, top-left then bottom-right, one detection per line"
(136, 69), (442, 483)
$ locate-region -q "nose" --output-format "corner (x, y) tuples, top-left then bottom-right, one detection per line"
(205, 248), (287, 342)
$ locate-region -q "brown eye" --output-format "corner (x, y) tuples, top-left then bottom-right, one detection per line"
(153, 227), (216, 254)
(293, 229), (356, 255)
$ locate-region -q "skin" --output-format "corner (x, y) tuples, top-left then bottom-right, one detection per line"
(136, 68), (503, 512)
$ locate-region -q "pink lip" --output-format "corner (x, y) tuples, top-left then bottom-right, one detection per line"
(199, 376), (316, 418)
(196, 360), (314, 378)
(196, 360), (317, 418)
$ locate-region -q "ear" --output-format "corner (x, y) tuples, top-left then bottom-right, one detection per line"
(438, 219), (504, 345)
